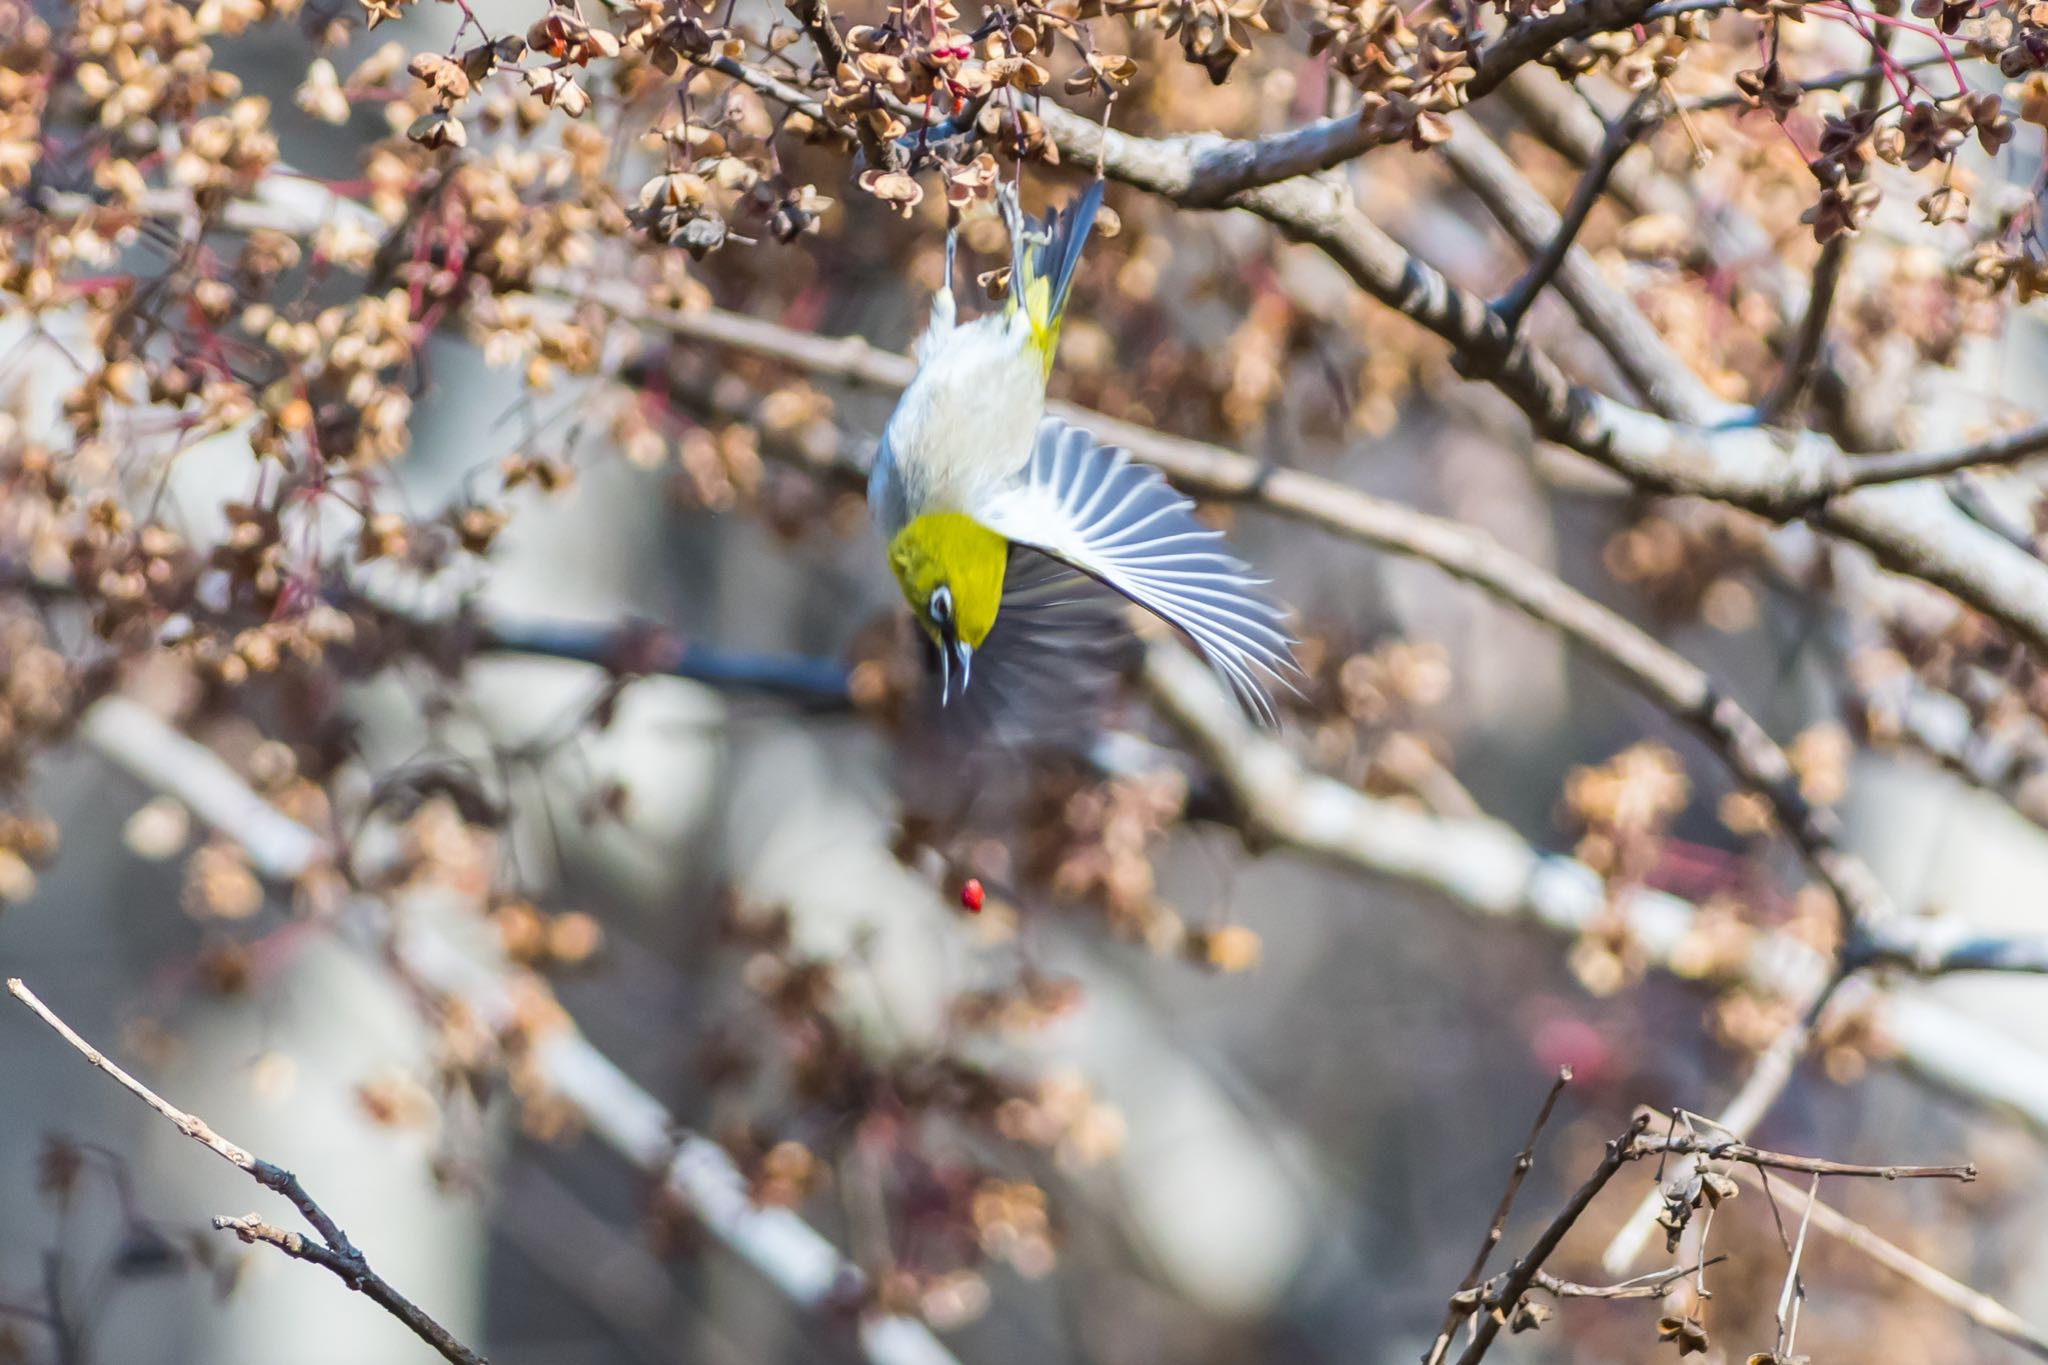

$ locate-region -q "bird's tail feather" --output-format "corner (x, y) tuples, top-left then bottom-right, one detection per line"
(1005, 180), (1105, 375)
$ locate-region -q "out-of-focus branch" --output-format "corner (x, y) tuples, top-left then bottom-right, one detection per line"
(1758, 27), (1891, 425)
(1020, 99), (2048, 667)
(1136, 643), (2048, 1132)
(5, 978), (487, 1365)
(1490, 86), (1668, 337)
(70, 698), (963, 1365)
(1846, 925), (2048, 975)
(1842, 420), (2048, 488)
(465, 611), (854, 706)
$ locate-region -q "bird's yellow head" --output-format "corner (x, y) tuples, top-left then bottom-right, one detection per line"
(888, 512), (1007, 702)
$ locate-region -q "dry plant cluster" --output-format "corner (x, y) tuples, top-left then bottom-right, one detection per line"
(8, 0), (2048, 1356)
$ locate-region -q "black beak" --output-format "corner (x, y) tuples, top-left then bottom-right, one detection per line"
(936, 629), (973, 705)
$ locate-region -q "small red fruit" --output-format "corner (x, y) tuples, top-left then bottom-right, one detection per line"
(959, 878), (985, 913)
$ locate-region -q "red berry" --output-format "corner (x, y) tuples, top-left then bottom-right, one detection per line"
(959, 878), (985, 913)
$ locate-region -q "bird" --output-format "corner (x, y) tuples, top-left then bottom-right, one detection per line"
(868, 180), (1298, 737)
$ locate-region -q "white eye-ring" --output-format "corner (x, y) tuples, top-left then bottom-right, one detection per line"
(928, 585), (953, 625)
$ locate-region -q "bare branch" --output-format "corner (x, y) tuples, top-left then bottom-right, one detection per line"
(6, 979), (486, 1365)
(1598, 985), (1839, 1274)
(1758, 31), (1892, 425)
(1533, 1257), (1726, 1299)
(1842, 420), (2048, 488)
(1847, 924), (2048, 976)
(1450, 1116), (1653, 1365)
(1491, 86), (1670, 337)
(1628, 1133), (1977, 1182)
(1721, 1162), (2048, 1359)
(1133, 646), (2048, 1133)
(1424, 1068), (1574, 1365)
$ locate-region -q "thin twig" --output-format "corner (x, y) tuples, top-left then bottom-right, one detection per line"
(1600, 972), (1844, 1273)
(1450, 1115), (1653, 1365)
(1629, 1133), (1977, 1182)
(1721, 1162), (2048, 1359)
(1841, 419), (2048, 488)
(1494, 85), (1667, 333)
(5, 979), (487, 1365)
(1534, 1256), (1727, 1299)
(1424, 1067), (1574, 1365)
(1773, 1174), (1819, 1359)
(1756, 12), (1893, 423)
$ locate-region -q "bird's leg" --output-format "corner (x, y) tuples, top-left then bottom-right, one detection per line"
(996, 179), (1036, 293)
(928, 214), (959, 336)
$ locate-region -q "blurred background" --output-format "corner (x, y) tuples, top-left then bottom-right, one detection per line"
(6, 0), (2048, 1359)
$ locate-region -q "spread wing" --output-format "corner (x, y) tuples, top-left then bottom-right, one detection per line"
(912, 545), (1137, 752)
(978, 417), (1299, 725)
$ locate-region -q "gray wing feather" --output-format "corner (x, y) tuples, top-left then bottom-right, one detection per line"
(980, 417), (1299, 725)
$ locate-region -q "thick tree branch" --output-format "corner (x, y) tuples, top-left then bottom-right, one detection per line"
(6, 979), (487, 1365)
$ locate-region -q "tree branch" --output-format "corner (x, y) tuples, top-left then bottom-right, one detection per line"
(1842, 419), (2048, 488)
(1721, 1161), (2048, 1359)
(1134, 645), (2048, 1131)
(1450, 1115), (1653, 1365)
(1627, 1133), (1976, 1181)
(1489, 86), (1670, 338)
(6, 978), (487, 1365)
(1757, 22), (1892, 425)
(1424, 1068), (1575, 1365)
(68, 698), (964, 1365)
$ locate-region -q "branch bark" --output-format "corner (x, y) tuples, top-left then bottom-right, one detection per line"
(6, 979), (487, 1365)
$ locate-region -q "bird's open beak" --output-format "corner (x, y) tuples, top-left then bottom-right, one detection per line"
(937, 632), (973, 706)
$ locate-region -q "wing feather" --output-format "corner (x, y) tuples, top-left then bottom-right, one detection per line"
(979, 417), (1299, 724)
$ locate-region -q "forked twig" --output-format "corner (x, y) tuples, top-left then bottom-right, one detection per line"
(1423, 1067), (1574, 1365)
(6, 978), (487, 1365)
